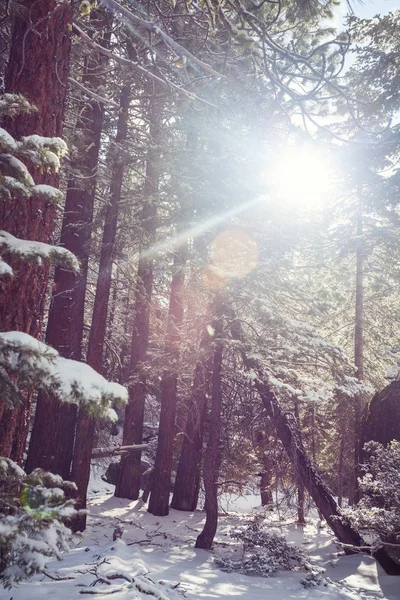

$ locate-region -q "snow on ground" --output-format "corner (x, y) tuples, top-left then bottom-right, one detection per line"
(3, 474), (400, 600)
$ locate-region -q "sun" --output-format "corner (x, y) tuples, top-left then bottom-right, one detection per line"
(267, 145), (336, 209)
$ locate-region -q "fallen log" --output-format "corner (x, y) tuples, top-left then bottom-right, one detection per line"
(91, 444), (148, 459)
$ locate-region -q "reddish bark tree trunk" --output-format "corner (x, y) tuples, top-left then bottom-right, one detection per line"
(148, 247), (186, 516)
(0, 0), (72, 460)
(195, 319), (223, 549)
(69, 83), (131, 532)
(115, 91), (164, 500)
(25, 13), (111, 478)
(170, 353), (212, 511)
(0, 3), (11, 87)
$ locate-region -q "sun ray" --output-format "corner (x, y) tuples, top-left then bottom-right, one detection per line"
(140, 197), (262, 260)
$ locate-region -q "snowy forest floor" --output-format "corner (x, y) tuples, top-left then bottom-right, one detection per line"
(4, 473), (400, 600)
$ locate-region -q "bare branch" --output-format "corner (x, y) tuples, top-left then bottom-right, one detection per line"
(73, 24), (217, 108)
(68, 77), (119, 108)
(99, 0), (224, 78)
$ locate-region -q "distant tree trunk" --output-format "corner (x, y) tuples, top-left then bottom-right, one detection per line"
(294, 399), (305, 524)
(0, 0), (72, 460)
(260, 452), (274, 507)
(354, 211), (364, 381)
(69, 83), (131, 532)
(171, 353), (212, 511)
(336, 392), (347, 508)
(148, 247), (187, 516)
(115, 90), (164, 500)
(104, 269), (120, 373)
(195, 318), (223, 550)
(353, 207), (364, 504)
(337, 429), (345, 508)
(25, 12), (111, 478)
(309, 404), (317, 462)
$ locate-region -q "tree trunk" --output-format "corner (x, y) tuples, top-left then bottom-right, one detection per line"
(260, 452), (274, 507)
(148, 247), (186, 516)
(294, 399), (305, 524)
(195, 318), (223, 550)
(0, 0), (72, 460)
(337, 429), (345, 508)
(0, 3), (11, 90)
(68, 83), (131, 531)
(353, 207), (364, 504)
(171, 353), (212, 511)
(354, 210), (364, 381)
(115, 90), (163, 500)
(25, 12), (111, 478)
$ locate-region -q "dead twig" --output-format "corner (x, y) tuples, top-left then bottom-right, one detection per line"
(79, 590), (120, 595)
(107, 573), (132, 582)
(42, 571), (75, 581)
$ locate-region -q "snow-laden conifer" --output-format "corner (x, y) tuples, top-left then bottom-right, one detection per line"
(342, 440), (400, 557)
(0, 457), (77, 589)
(0, 95), (128, 588)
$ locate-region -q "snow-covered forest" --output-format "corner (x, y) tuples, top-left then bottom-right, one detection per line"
(0, 0), (400, 598)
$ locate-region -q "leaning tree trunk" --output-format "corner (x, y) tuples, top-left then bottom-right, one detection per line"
(148, 246), (187, 516)
(258, 370), (400, 574)
(255, 378), (362, 546)
(195, 318), (223, 550)
(0, 0), (72, 460)
(115, 89), (164, 500)
(236, 328), (400, 573)
(25, 14), (111, 478)
(171, 350), (212, 511)
(69, 83), (131, 532)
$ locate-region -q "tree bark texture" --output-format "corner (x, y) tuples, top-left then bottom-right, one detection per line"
(0, 0), (72, 460)
(115, 91), (164, 500)
(148, 247), (186, 516)
(0, 3), (11, 89)
(171, 353), (212, 511)
(69, 83), (131, 531)
(195, 320), (223, 550)
(0, 0), (72, 336)
(25, 13), (111, 478)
